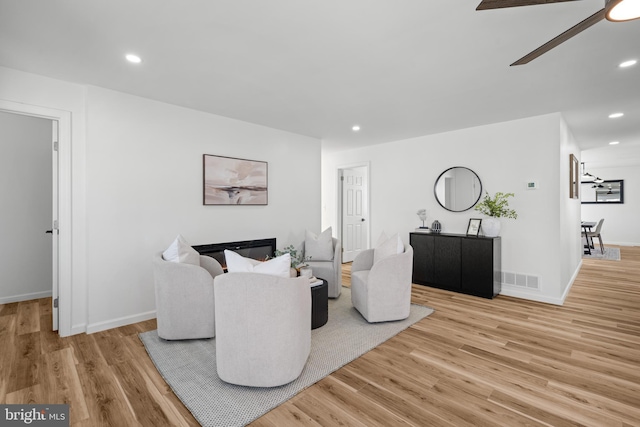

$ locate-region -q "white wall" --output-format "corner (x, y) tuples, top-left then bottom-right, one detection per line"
(1, 66), (322, 335)
(558, 118), (583, 297)
(323, 113), (582, 304)
(0, 111), (53, 303)
(85, 86), (321, 332)
(580, 164), (640, 246)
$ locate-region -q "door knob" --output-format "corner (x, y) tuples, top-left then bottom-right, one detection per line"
(361, 218), (365, 222)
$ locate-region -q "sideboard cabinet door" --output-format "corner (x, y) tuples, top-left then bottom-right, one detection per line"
(461, 237), (500, 298)
(433, 236), (461, 290)
(410, 233), (434, 284)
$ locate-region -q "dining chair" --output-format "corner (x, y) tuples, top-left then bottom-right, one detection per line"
(583, 218), (605, 254)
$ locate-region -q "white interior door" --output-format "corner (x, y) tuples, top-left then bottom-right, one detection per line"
(341, 168), (368, 263)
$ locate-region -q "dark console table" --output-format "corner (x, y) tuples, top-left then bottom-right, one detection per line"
(410, 232), (501, 299)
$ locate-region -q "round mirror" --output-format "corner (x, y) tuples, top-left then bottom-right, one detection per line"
(434, 167), (482, 212)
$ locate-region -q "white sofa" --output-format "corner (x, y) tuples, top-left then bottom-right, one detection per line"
(153, 252), (224, 340)
(350, 244), (414, 323)
(214, 272), (311, 387)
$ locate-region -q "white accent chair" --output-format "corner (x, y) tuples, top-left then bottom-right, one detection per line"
(214, 273), (311, 387)
(350, 245), (414, 323)
(153, 252), (224, 340)
(301, 237), (342, 298)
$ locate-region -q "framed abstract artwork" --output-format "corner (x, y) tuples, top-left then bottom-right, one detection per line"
(203, 154), (268, 205)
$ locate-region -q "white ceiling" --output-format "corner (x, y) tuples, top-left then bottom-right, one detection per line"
(1, 0), (639, 158)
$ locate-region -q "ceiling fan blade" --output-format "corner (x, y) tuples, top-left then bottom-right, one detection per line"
(511, 8), (605, 65)
(476, 0), (581, 11)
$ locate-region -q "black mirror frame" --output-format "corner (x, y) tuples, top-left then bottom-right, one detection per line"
(434, 166), (483, 212)
(580, 179), (624, 204)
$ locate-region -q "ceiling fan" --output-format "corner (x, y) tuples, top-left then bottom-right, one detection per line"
(476, 0), (640, 65)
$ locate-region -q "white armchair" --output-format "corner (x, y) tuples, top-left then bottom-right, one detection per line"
(153, 252), (224, 340)
(214, 272), (311, 387)
(301, 237), (342, 298)
(350, 244), (414, 323)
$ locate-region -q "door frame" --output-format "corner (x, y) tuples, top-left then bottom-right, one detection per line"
(0, 100), (72, 337)
(337, 162), (371, 263)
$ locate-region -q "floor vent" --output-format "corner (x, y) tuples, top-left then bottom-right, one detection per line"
(503, 271), (539, 289)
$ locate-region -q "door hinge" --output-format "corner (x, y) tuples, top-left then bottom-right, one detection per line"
(53, 141), (59, 151)
(53, 220), (59, 230)
(53, 298), (59, 308)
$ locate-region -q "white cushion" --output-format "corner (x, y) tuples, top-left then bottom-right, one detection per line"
(162, 235), (200, 265)
(375, 231), (389, 248)
(224, 250), (291, 278)
(305, 227), (334, 261)
(373, 233), (404, 264)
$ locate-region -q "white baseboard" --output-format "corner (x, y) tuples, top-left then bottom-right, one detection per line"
(86, 310), (156, 334)
(70, 324), (87, 336)
(499, 260), (583, 306)
(0, 290), (52, 305)
(499, 286), (564, 305)
(606, 241), (640, 247)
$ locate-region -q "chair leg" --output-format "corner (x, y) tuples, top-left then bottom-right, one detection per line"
(598, 235), (604, 254)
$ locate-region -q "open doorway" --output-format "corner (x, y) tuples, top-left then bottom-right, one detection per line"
(337, 163), (370, 263)
(0, 110), (59, 331)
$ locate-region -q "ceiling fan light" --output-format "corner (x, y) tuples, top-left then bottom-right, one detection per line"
(605, 0), (640, 22)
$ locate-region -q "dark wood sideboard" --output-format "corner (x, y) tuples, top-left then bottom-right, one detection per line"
(409, 232), (501, 299)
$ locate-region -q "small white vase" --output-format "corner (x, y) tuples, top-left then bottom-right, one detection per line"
(482, 217), (501, 237)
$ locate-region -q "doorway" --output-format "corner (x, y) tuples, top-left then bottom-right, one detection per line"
(0, 109), (59, 331)
(338, 164), (370, 263)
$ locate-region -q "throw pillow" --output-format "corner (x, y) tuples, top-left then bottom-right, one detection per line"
(162, 235), (200, 265)
(375, 231), (389, 248)
(373, 232), (404, 264)
(224, 250), (291, 278)
(305, 227), (334, 261)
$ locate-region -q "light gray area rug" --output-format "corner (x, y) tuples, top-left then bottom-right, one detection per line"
(140, 287), (433, 427)
(583, 247), (620, 261)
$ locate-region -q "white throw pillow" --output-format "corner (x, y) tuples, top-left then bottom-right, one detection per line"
(162, 235), (200, 266)
(305, 227), (334, 261)
(224, 250), (291, 278)
(373, 232), (404, 264)
(375, 231), (389, 248)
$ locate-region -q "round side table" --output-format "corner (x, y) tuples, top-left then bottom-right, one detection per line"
(311, 279), (328, 329)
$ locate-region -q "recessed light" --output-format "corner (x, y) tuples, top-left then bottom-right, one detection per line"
(609, 141), (620, 145)
(619, 59), (637, 68)
(125, 54), (142, 64)
(352, 125), (361, 132)
(608, 112), (624, 118)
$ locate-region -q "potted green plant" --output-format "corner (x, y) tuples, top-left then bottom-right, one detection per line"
(474, 192), (517, 237)
(271, 245), (311, 276)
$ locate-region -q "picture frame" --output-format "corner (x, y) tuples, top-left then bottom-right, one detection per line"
(569, 154), (579, 199)
(203, 154), (268, 205)
(466, 218), (482, 236)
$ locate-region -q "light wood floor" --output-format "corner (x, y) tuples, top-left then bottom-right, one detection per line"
(1, 246), (639, 426)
